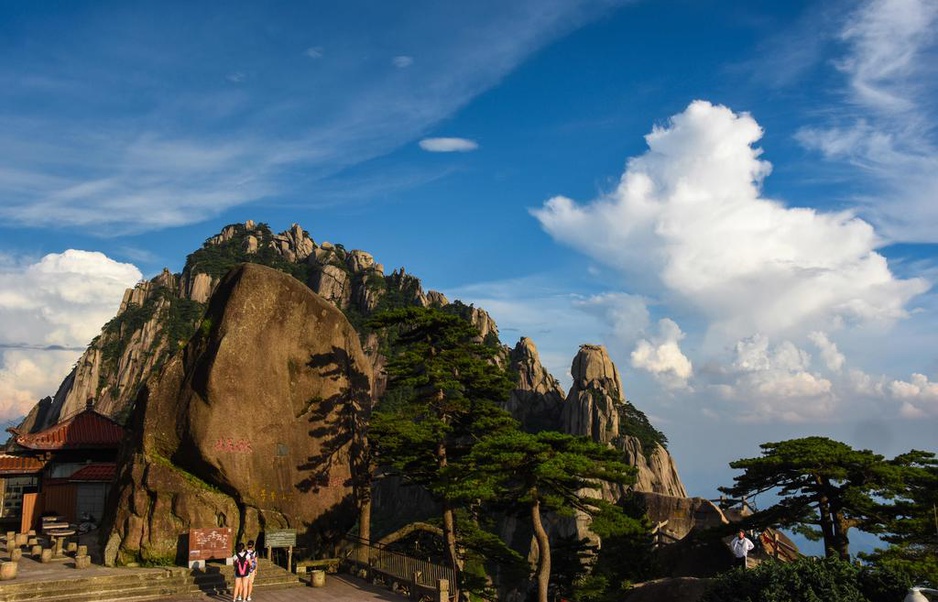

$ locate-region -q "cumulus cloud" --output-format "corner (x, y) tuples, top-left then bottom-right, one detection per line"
(716, 334), (835, 422)
(0, 250), (141, 422)
(533, 100), (928, 345)
(418, 137), (479, 152)
(631, 318), (693, 390)
(888, 373), (938, 417)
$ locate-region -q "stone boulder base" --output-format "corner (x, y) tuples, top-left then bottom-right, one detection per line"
(104, 263), (372, 566)
(623, 577), (710, 602)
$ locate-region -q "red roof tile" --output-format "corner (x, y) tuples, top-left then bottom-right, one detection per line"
(68, 463), (117, 482)
(12, 408), (125, 451)
(0, 454), (45, 475)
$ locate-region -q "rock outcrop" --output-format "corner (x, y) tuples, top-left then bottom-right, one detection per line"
(103, 264), (372, 565)
(505, 338), (565, 433)
(561, 344), (687, 497)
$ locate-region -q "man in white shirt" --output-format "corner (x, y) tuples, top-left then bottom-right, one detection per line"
(730, 529), (755, 569)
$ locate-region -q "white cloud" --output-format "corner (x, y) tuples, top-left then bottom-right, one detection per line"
(630, 318), (693, 390)
(0, 250), (141, 422)
(533, 100), (929, 346)
(797, 0), (938, 242)
(808, 331), (846, 372)
(225, 72), (247, 84)
(392, 55), (414, 68)
(888, 373), (938, 417)
(837, 0), (936, 113)
(0, 1), (624, 232)
(716, 334), (836, 422)
(418, 137), (479, 152)
(572, 292), (650, 343)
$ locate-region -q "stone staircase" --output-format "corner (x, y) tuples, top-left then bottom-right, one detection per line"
(0, 559), (302, 602)
(0, 567), (196, 602)
(186, 558), (304, 596)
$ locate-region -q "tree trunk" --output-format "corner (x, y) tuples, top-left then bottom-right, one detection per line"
(815, 479), (837, 558)
(437, 439), (461, 578)
(530, 495), (551, 602)
(832, 510), (852, 560)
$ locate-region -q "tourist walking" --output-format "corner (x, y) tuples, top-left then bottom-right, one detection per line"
(232, 542), (251, 601)
(731, 529), (755, 569)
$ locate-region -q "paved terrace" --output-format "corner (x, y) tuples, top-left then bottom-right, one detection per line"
(4, 541), (408, 602)
(170, 573), (407, 602)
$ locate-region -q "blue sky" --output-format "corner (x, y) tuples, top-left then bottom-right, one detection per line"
(1, 0), (937, 520)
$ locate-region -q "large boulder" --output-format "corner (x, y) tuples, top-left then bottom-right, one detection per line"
(103, 263), (372, 565)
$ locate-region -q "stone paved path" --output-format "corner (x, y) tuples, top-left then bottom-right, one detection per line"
(168, 573), (406, 602)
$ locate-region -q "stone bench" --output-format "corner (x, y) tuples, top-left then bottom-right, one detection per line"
(295, 558), (340, 574)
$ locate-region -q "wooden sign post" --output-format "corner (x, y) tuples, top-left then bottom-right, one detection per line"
(187, 527), (232, 569)
(264, 528), (297, 572)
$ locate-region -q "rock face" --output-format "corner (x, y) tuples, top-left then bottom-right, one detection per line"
(103, 264), (372, 565)
(505, 338), (565, 433)
(562, 345), (687, 497)
(563, 344), (623, 444)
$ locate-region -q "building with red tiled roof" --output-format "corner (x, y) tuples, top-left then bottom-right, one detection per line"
(8, 405), (125, 451)
(1, 400), (126, 531)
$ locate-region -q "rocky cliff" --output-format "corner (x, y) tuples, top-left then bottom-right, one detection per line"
(103, 263), (372, 565)
(14, 219), (691, 568)
(20, 220), (467, 432)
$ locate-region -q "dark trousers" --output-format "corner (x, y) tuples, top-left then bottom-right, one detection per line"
(734, 555), (748, 569)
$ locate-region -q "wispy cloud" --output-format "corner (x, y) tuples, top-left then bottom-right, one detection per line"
(392, 55), (414, 68)
(0, 0), (626, 234)
(796, 0), (938, 242)
(418, 137), (479, 152)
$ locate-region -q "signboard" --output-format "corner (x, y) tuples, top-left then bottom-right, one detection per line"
(265, 528), (297, 548)
(188, 527), (232, 566)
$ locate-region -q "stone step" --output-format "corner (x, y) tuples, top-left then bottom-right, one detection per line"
(184, 559), (302, 596)
(0, 568), (192, 602)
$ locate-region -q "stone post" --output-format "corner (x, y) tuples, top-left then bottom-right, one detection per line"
(437, 578), (449, 602)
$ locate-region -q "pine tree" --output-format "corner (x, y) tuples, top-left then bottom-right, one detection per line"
(454, 429), (638, 602)
(721, 437), (923, 560)
(366, 306), (516, 581)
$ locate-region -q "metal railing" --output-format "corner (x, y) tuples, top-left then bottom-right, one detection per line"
(339, 535), (455, 600)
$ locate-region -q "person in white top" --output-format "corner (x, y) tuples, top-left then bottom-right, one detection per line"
(730, 529), (755, 569)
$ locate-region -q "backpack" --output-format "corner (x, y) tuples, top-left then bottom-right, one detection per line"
(235, 552), (250, 576)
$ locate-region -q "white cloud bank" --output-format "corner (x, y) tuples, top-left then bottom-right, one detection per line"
(532, 100), (931, 422)
(533, 100), (928, 344)
(419, 137), (480, 153)
(0, 250), (140, 422)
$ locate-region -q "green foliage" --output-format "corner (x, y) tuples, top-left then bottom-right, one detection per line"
(700, 557), (911, 602)
(366, 306), (517, 582)
(860, 449), (938, 586)
(373, 270), (423, 314)
(720, 437), (915, 559)
(555, 496), (656, 602)
(455, 430), (639, 602)
(617, 399), (668, 451)
(185, 222), (310, 282)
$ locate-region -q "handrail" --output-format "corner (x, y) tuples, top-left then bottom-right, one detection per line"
(339, 535), (457, 601)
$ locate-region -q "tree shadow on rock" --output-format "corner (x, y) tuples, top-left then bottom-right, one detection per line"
(295, 346), (372, 499)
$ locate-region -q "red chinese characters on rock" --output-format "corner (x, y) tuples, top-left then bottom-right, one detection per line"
(213, 438), (253, 453)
